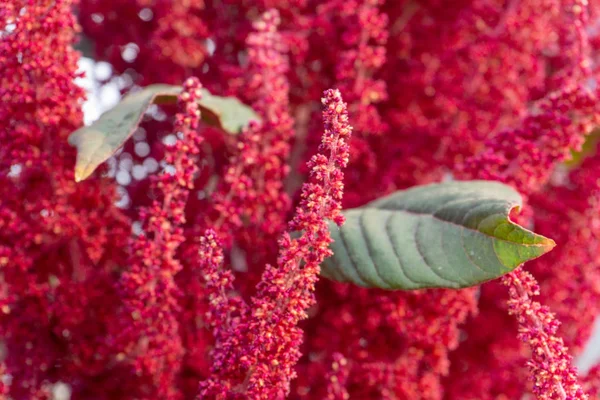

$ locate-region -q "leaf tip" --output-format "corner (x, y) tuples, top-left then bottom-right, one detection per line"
(74, 165), (91, 182)
(540, 236), (557, 254)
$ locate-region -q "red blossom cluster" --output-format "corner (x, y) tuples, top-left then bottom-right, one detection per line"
(208, 9), (294, 246)
(460, 83), (600, 194)
(503, 269), (587, 399)
(112, 77), (204, 399)
(0, 0), (130, 398)
(3, 0), (600, 399)
(200, 88), (351, 399)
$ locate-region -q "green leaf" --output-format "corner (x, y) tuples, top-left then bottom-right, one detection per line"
(196, 89), (261, 134)
(565, 128), (600, 169)
(322, 180), (555, 290)
(68, 84), (259, 182)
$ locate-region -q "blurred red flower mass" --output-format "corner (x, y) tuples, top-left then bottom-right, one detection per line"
(2, 0), (600, 399)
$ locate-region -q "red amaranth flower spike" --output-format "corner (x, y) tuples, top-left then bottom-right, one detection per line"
(0, 1), (131, 398)
(503, 268), (588, 399)
(199, 88), (352, 399)
(242, 88), (352, 397)
(112, 77), (203, 399)
(207, 9), (294, 247)
(197, 230), (248, 386)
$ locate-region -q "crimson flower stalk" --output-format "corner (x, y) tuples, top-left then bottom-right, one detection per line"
(0, 0), (130, 398)
(200, 88), (352, 399)
(113, 77), (203, 399)
(197, 229), (248, 383)
(209, 9), (294, 247)
(503, 269), (587, 399)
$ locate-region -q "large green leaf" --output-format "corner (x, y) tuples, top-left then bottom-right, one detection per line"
(322, 181), (555, 290)
(68, 84), (259, 182)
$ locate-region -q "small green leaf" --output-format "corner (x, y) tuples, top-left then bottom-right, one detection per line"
(68, 85), (179, 182)
(565, 128), (600, 169)
(322, 180), (555, 290)
(68, 84), (259, 182)
(198, 89), (261, 134)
